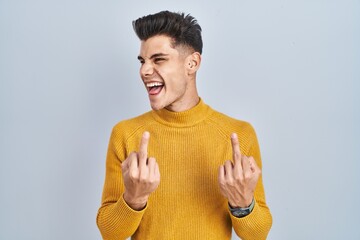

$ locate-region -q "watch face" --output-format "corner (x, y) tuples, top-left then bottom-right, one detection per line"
(229, 199), (254, 218)
(233, 209), (249, 217)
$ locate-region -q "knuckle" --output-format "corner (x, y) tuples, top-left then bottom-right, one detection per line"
(218, 179), (225, 186)
(225, 160), (233, 167)
(227, 179), (235, 187)
(234, 152), (241, 160)
(139, 174), (148, 183)
(147, 178), (154, 185)
(244, 172), (252, 180)
(130, 151), (137, 158)
(139, 152), (145, 159)
(126, 153), (134, 161)
(129, 171), (138, 181)
(234, 174), (243, 183)
(148, 157), (156, 164)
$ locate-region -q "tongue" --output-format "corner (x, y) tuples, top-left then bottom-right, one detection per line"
(149, 86), (163, 95)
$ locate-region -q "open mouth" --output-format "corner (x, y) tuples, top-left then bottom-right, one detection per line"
(146, 82), (164, 95)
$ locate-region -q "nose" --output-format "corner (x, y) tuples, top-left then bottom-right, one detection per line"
(140, 61), (154, 77)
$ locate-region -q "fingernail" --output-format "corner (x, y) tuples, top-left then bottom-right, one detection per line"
(231, 133), (237, 139)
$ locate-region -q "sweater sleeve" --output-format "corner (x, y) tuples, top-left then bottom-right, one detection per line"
(231, 124), (273, 240)
(96, 125), (146, 240)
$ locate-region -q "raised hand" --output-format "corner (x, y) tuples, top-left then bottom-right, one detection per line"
(218, 133), (261, 208)
(121, 131), (160, 210)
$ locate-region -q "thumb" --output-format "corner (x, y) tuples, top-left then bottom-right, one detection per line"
(121, 158), (129, 171)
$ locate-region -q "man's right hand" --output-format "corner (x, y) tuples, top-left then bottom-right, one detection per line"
(121, 131), (160, 210)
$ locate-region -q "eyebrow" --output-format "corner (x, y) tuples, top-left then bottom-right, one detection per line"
(137, 53), (169, 61)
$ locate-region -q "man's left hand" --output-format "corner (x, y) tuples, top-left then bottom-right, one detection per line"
(218, 133), (261, 208)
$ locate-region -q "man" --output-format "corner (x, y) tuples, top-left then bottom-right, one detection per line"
(97, 11), (272, 240)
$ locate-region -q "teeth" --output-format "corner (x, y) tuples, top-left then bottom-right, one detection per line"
(146, 82), (163, 87)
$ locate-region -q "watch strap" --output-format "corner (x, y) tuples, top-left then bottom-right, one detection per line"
(229, 198), (255, 218)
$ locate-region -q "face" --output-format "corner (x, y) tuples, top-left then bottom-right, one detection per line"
(138, 35), (198, 111)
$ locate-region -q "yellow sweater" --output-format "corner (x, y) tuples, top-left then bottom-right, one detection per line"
(97, 99), (272, 240)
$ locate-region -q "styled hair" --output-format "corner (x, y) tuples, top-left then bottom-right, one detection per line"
(133, 11), (203, 54)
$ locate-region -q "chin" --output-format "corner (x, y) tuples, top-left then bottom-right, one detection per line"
(149, 101), (165, 111)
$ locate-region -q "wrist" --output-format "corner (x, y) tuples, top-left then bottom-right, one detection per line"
(229, 198), (255, 218)
(229, 197), (253, 209)
(123, 192), (148, 211)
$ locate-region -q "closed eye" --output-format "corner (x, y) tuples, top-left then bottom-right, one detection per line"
(154, 58), (167, 63)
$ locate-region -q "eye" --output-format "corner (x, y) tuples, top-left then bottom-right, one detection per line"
(154, 58), (166, 63)
(139, 60), (145, 65)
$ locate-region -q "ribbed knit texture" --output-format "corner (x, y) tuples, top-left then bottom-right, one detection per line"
(97, 99), (272, 240)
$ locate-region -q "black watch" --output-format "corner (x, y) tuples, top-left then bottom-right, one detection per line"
(229, 198), (255, 218)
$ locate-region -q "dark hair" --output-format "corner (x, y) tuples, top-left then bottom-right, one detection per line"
(133, 11), (203, 54)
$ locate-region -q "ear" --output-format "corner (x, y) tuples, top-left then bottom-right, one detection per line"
(185, 52), (201, 75)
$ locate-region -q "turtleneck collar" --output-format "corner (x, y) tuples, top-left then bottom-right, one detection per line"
(151, 98), (211, 128)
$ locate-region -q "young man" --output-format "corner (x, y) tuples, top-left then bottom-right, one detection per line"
(97, 11), (272, 240)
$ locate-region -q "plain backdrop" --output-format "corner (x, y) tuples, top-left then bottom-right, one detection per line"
(1, 0), (359, 239)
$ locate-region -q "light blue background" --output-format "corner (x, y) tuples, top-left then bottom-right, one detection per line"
(1, 0), (359, 239)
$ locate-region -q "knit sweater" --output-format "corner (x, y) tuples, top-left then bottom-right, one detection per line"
(97, 99), (272, 240)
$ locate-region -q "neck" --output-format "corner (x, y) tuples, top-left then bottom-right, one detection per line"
(151, 97), (210, 128)
(165, 79), (199, 112)
(165, 95), (200, 112)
